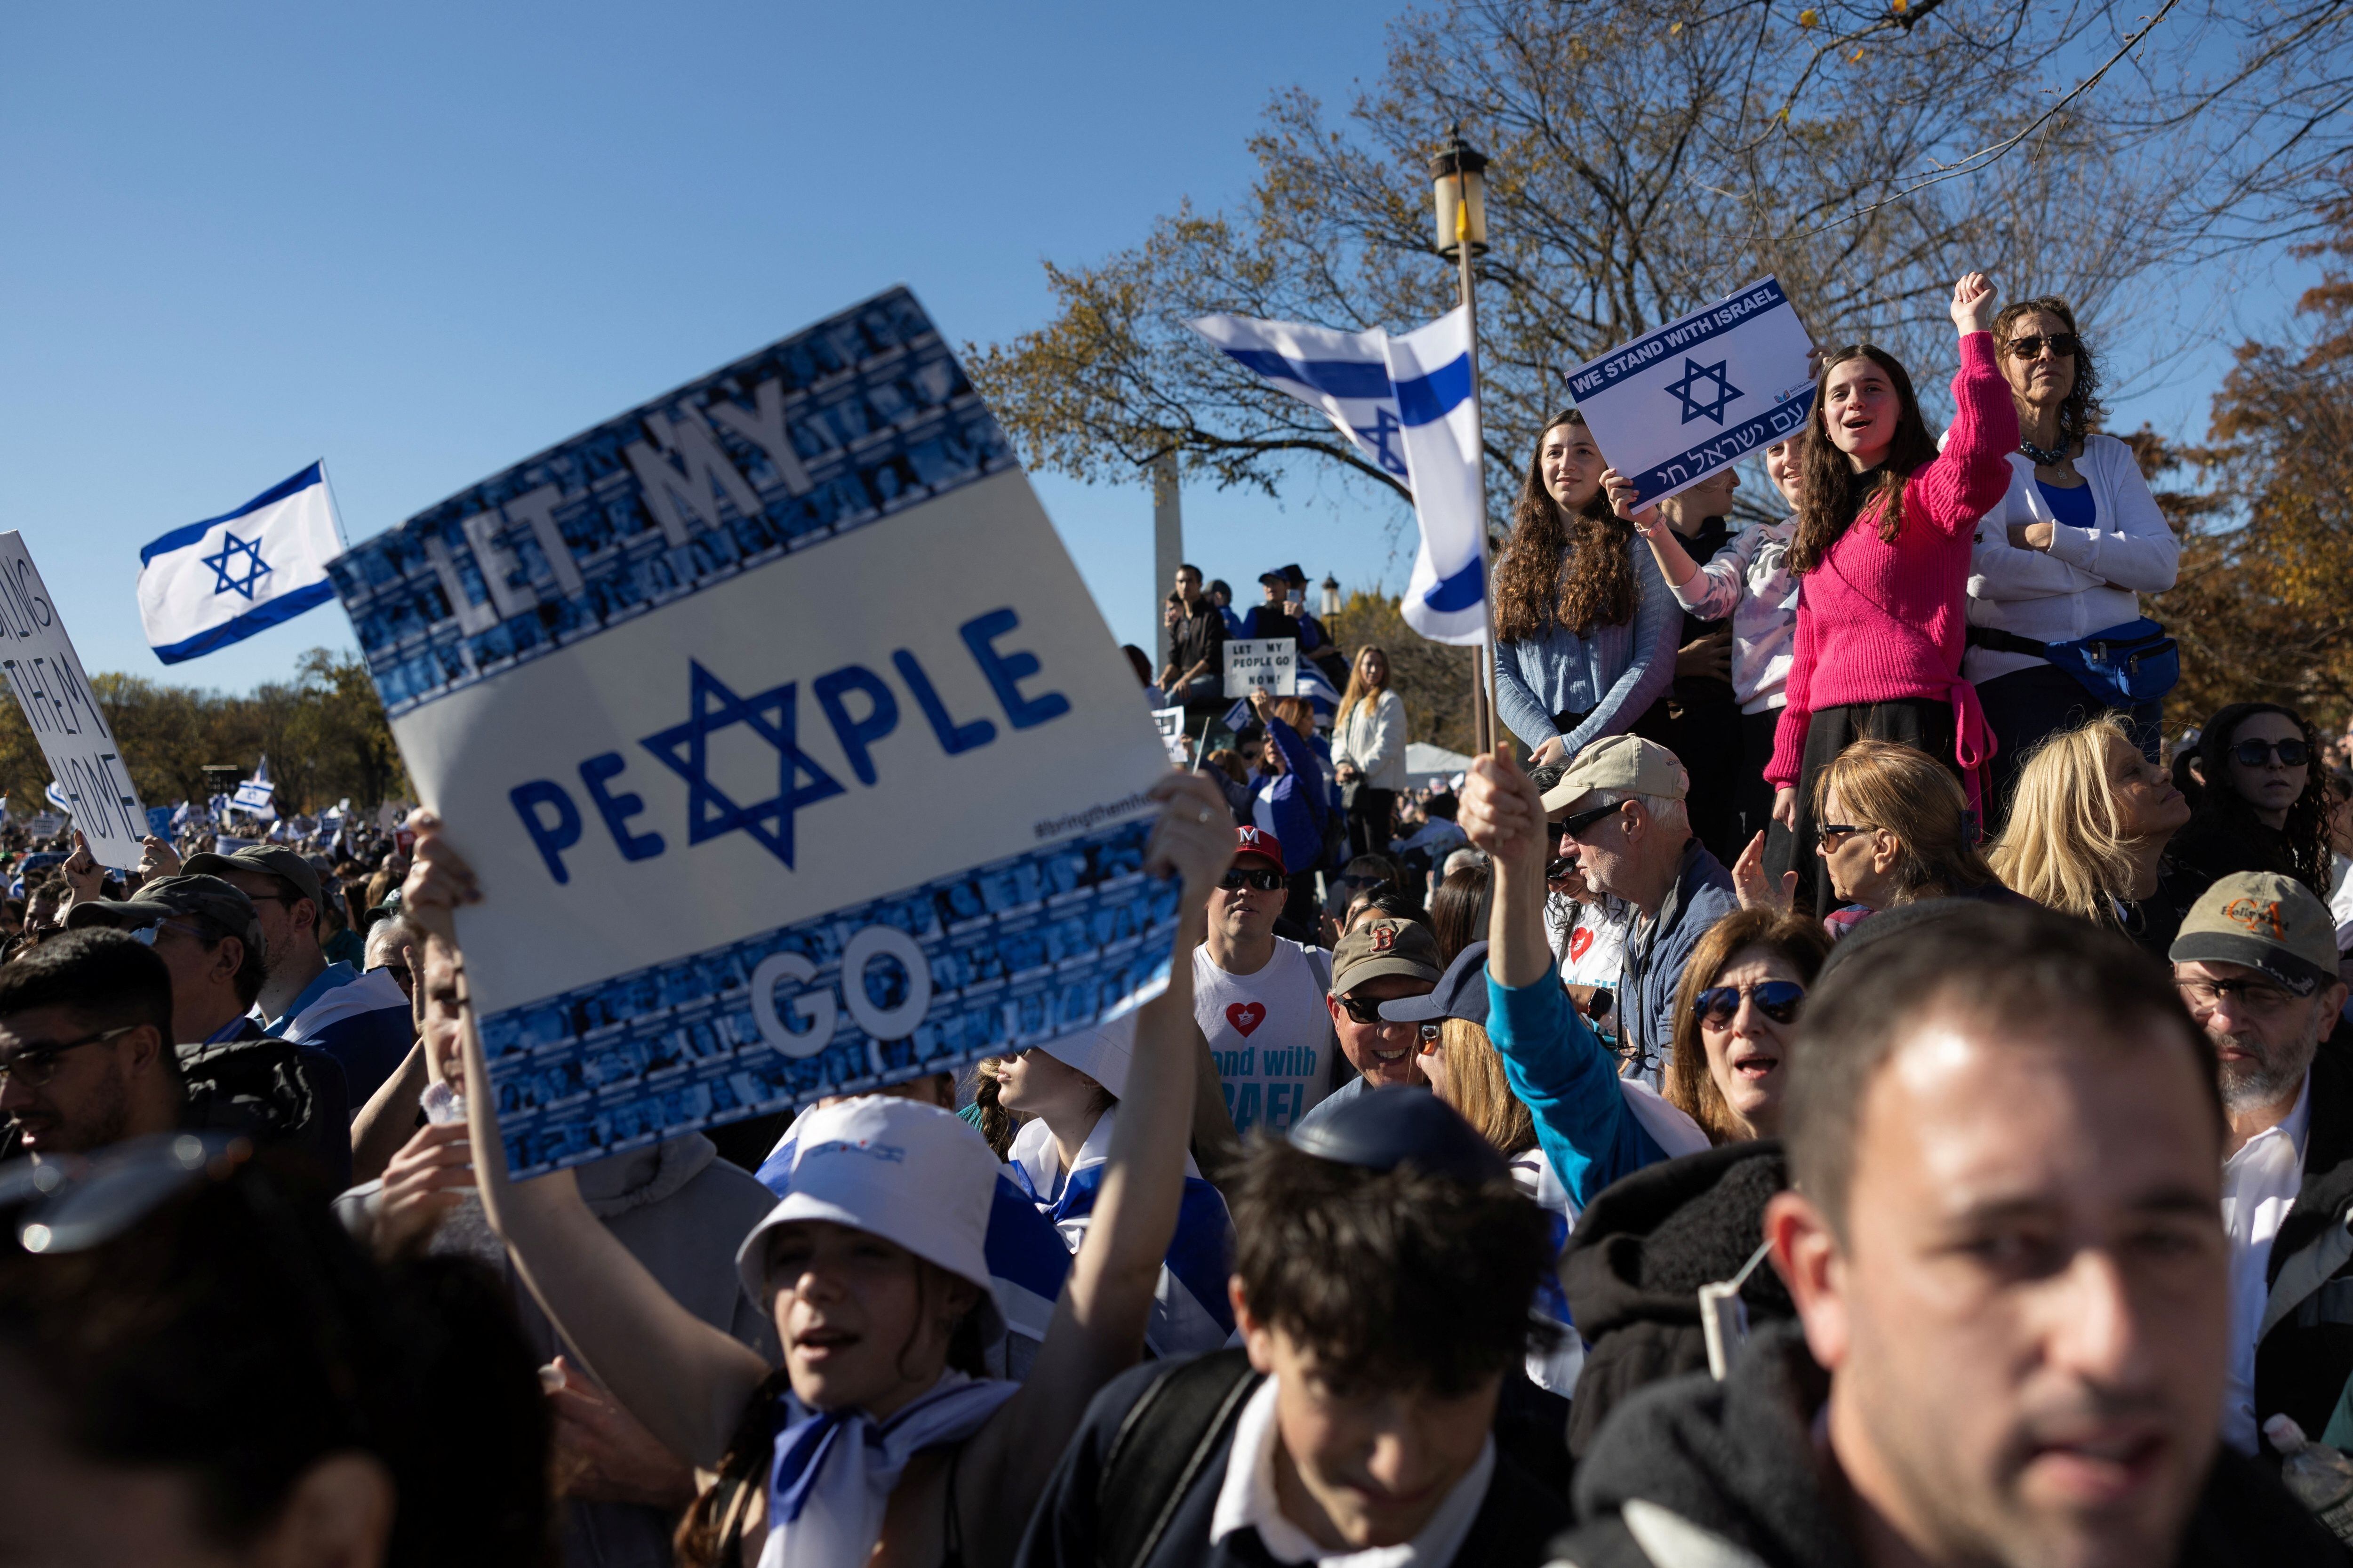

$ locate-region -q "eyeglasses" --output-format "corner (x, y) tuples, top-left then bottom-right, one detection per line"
(1554, 800), (1624, 840)
(2004, 332), (2080, 360)
(1217, 867), (1286, 893)
(1336, 993), (1420, 1027)
(0, 1024), (138, 1089)
(1, 1133), (251, 1255)
(1816, 823), (1875, 848)
(2233, 738), (2311, 768)
(1693, 980), (1807, 1028)
(2177, 976), (2304, 1012)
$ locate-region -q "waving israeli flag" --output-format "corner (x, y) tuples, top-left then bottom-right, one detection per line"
(137, 464), (342, 665)
(1190, 310), (1489, 646)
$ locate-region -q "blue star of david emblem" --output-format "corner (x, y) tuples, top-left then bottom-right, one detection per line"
(639, 661), (844, 869)
(1350, 408), (1410, 479)
(1665, 358), (1743, 426)
(201, 531), (273, 600)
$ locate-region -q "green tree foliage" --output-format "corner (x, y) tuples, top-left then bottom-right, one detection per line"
(0, 649), (409, 814)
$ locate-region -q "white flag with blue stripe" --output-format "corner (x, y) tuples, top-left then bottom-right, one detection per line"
(1190, 310), (1489, 646)
(137, 464), (341, 664)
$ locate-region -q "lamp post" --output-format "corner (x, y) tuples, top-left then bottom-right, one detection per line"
(1430, 125), (1499, 755)
(1319, 573), (1342, 618)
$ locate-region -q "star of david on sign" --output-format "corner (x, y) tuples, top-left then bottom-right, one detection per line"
(640, 661), (845, 869)
(201, 531), (273, 601)
(1665, 357), (1743, 426)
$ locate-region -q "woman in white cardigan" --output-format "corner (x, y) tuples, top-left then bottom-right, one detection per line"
(1332, 644), (1408, 859)
(1964, 296), (2179, 827)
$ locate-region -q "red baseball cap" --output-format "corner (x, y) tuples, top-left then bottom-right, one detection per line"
(1233, 826), (1286, 872)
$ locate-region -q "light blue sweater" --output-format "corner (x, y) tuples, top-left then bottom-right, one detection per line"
(1493, 538), (1681, 756)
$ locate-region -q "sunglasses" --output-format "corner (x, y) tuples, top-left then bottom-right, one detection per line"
(1218, 867), (1287, 893)
(2233, 738), (2311, 768)
(1816, 822), (1874, 848)
(2004, 332), (2080, 360)
(1336, 993), (1425, 1027)
(1554, 800), (1624, 840)
(1692, 980), (1807, 1028)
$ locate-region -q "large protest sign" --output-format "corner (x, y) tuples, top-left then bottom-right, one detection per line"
(0, 535), (149, 868)
(1222, 638), (1296, 698)
(1565, 277), (1815, 507)
(329, 288), (1176, 1177)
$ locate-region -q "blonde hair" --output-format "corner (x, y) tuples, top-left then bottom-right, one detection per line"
(1434, 1019), (1536, 1156)
(1989, 714), (2142, 925)
(1813, 739), (1994, 901)
(1336, 645), (1391, 729)
(1268, 696), (1314, 735)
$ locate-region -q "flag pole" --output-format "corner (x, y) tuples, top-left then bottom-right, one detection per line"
(1452, 162), (1502, 762)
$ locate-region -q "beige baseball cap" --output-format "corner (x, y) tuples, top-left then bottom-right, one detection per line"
(2170, 872), (2340, 995)
(1538, 735), (1690, 815)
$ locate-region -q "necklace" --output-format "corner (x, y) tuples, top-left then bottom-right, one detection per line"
(2020, 436), (2070, 466)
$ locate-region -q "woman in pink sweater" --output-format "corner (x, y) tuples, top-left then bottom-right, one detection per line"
(1625, 273), (2015, 914)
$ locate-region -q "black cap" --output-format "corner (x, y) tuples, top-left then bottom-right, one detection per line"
(1379, 941), (1489, 1029)
(1279, 563), (1307, 587)
(182, 844), (323, 912)
(1289, 1087), (1508, 1185)
(63, 874), (264, 956)
(1258, 568), (1289, 587)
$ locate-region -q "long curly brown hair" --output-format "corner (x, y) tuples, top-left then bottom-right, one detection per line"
(2191, 702), (2335, 896)
(1787, 345), (1941, 576)
(1493, 409), (1637, 641)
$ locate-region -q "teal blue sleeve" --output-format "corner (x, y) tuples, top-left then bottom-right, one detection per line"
(1486, 971), (1668, 1211)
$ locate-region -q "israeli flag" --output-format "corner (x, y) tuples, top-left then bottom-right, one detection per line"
(137, 464), (341, 665)
(43, 781), (70, 818)
(1190, 309), (1490, 647)
(231, 754), (278, 821)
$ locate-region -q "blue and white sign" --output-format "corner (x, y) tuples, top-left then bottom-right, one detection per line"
(329, 288), (1177, 1178)
(137, 464), (343, 665)
(1565, 277), (1817, 507)
(0, 534), (150, 870)
(1191, 309), (1490, 647)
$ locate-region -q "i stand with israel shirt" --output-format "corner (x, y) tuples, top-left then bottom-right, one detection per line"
(138, 463), (342, 664)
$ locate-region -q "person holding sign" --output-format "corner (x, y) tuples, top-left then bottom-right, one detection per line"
(1492, 411), (1682, 765)
(1634, 273), (2016, 915)
(412, 771), (1233, 1568)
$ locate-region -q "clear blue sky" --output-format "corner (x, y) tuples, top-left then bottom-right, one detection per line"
(0, 2), (2310, 697)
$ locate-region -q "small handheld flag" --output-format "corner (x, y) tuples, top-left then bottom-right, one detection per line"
(138, 464), (341, 664)
(1190, 312), (1489, 647)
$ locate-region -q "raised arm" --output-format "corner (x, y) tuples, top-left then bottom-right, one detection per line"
(404, 821), (769, 1470)
(956, 771), (1231, 1557)
(1459, 752), (1665, 1208)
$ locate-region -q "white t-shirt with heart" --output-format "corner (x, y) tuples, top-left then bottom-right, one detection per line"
(1193, 939), (1337, 1136)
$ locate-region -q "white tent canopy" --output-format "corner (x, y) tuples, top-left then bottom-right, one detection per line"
(1405, 742), (1475, 791)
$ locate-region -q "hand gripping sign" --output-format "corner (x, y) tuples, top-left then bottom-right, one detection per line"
(1564, 277), (1816, 508)
(0, 534), (149, 869)
(328, 288), (1176, 1177)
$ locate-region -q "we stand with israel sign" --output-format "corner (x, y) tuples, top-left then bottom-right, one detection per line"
(329, 288), (1176, 1177)
(0, 535), (149, 869)
(1565, 277), (1816, 507)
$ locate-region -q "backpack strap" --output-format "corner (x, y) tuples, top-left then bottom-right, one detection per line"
(1096, 1348), (1261, 1568)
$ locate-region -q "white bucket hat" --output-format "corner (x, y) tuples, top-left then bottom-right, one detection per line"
(1029, 1013), (1137, 1100)
(736, 1096), (1007, 1344)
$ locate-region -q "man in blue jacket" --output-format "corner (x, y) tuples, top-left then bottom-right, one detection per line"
(1535, 736), (1735, 1083)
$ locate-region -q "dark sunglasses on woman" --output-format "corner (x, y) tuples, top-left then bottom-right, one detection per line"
(2004, 332), (2080, 360)
(1217, 867), (1287, 892)
(2234, 738), (2310, 768)
(1692, 980), (1807, 1028)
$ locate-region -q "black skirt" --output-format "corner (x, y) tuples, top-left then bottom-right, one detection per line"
(1789, 698), (1960, 917)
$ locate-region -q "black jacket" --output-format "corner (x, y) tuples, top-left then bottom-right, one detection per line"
(2259, 1041), (2353, 1443)
(1562, 1141), (1793, 1463)
(1012, 1352), (1570, 1568)
(1548, 1323), (2345, 1568)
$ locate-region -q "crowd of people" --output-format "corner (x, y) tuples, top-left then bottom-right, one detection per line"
(9, 272), (2353, 1568)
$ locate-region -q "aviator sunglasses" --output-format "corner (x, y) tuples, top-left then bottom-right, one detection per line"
(1692, 980), (1807, 1029)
